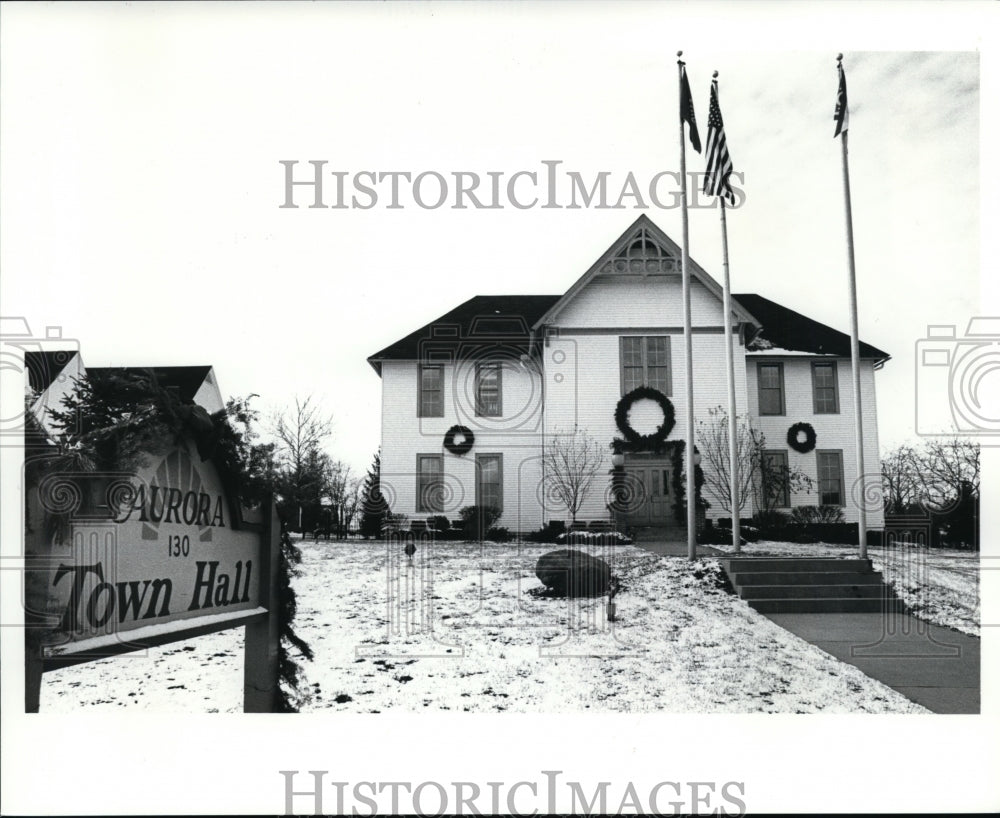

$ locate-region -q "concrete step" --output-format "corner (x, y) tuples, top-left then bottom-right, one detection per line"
(725, 558), (872, 573)
(746, 597), (907, 614)
(731, 570), (884, 586)
(720, 558), (906, 614)
(738, 583), (896, 600)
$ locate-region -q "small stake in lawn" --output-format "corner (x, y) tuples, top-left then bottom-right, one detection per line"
(607, 576), (621, 622)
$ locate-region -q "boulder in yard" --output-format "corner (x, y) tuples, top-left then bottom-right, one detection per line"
(535, 549), (612, 597)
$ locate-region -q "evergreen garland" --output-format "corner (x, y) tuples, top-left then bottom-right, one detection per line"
(614, 387), (675, 447)
(210, 394), (313, 712)
(37, 372), (313, 713)
(610, 438), (707, 525)
(275, 525), (314, 712)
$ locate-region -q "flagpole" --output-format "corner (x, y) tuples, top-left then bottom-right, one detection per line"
(709, 71), (742, 555)
(719, 201), (741, 554)
(837, 54), (868, 560)
(678, 52), (697, 561)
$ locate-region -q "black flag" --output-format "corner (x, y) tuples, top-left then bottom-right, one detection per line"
(834, 61), (849, 137)
(679, 65), (702, 153)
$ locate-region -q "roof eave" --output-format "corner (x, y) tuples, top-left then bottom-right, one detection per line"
(532, 214), (762, 332)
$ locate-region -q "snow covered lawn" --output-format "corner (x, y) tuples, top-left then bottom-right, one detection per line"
(41, 540), (928, 713)
(714, 540), (981, 637)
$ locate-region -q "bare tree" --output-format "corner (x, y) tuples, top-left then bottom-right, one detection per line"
(342, 476), (363, 536)
(697, 405), (813, 518)
(543, 429), (605, 523)
(270, 395), (334, 530)
(324, 460), (359, 538)
(917, 437), (980, 507)
(881, 436), (979, 548)
(696, 407), (760, 515)
(882, 437), (980, 514)
(880, 444), (922, 513)
(271, 395), (333, 474)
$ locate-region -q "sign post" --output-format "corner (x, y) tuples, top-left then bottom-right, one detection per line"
(24, 436), (281, 712)
(244, 497), (282, 713)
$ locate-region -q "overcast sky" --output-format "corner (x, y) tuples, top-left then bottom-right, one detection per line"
(2, 3), (998, 814)
(1, 3), (987, 478)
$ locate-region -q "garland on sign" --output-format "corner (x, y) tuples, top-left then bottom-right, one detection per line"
(275, 523), (315, 712)
(614, 387), (675, 448)
(443, 424), (475, 456)
(787, 422), (818, 453)
(37, 372), (313, 713)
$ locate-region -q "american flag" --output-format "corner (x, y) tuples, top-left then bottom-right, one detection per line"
(703, 79), (734, 204)
(834, 60), (849, 137)
(679, 65), (701, 154)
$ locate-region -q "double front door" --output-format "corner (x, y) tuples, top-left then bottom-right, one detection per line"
(622, 458), (673, 526)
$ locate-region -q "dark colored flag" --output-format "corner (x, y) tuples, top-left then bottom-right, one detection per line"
(679, 65), (702, 153)
(703, 80), (734, 204)
(834, 61), (849, 137)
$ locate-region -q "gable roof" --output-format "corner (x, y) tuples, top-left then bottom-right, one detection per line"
(734, 293), (890, 362)
(24, 350), (79, 393)
(367, 218), (891, 373)
(86, 366), (216, 403)
(367, 295), (561, 373)
(531, 214), (761, 330)
(368, 292), (890, 371)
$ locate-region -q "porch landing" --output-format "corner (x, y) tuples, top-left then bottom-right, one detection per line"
(630, 527), (725, 558)
(635, 540), (725, 558)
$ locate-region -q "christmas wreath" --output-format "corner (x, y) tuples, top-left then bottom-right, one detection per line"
(787, 422), (817, 453)
(614, 387), (675, 448)
(443, 424), (475, 456)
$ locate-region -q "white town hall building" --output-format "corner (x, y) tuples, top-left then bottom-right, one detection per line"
(368, 215), (888, 536)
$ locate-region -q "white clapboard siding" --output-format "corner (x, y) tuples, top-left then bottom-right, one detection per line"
(746, 356), (884, 527)
(379, 359), (548, 531)
(553, 275), (723, 328)
(378, 247), (885, 533)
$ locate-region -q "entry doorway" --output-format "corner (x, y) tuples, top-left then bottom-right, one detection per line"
(621, 455), (674, 527)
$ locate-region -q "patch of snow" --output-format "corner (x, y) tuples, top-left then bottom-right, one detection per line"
(745, 347), (838, 357)
(556, 531), (633, 545)
(41, 541), (928, 713)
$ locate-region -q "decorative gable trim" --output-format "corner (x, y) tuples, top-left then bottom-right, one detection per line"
(531, 214), (761, 331)
(599, 224), (680, 276)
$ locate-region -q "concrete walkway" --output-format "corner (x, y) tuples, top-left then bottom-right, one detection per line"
(764, 612), (980, 714)
(633, 541), (980, 713)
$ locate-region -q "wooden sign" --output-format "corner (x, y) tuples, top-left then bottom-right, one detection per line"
(24, 436), (280, 712)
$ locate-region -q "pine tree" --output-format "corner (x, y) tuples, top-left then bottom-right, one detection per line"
(360, 449), (387, 538)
